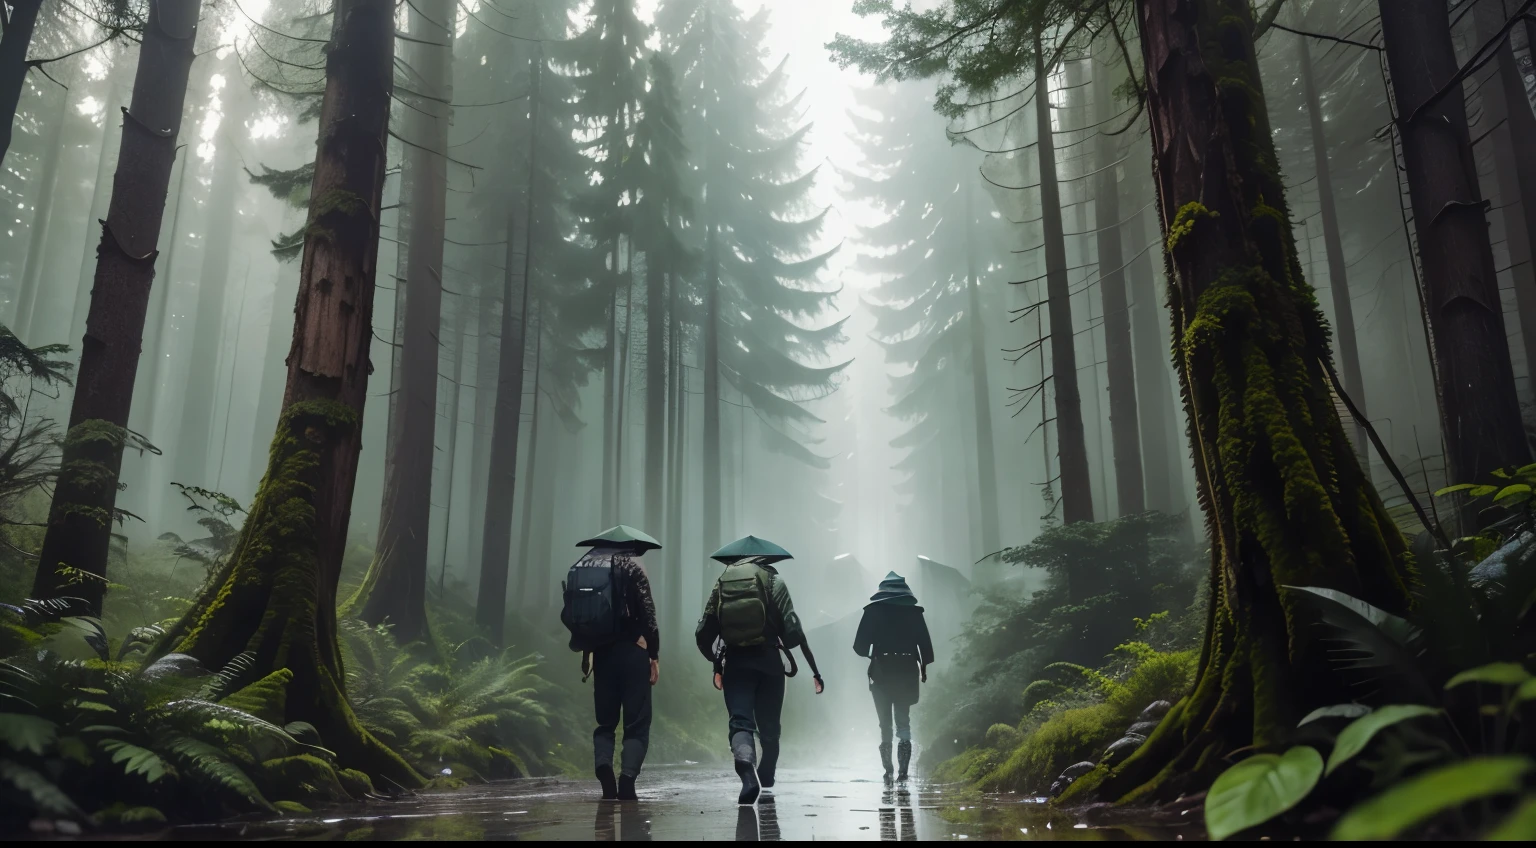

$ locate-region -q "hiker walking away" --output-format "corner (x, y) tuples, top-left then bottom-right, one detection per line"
(853, 571), (934, 783)
(561, 525), (663, 801)
(695, 536), (823, 805)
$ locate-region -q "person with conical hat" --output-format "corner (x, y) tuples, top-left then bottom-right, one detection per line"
(852, 571), (935, 783)
(695, 536), (824, 805)
(560, 526), (662, 801)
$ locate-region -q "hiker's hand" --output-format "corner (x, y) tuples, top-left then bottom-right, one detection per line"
(713, 672), (723, 691)
(921, 665), (928, 684)
(649, 660), (659, 686)
(813, 675), (825, 695)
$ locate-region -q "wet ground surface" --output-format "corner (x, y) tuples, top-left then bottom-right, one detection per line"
(133, 764), (1201, 841)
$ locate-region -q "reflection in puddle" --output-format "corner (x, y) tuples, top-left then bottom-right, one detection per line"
(135, 765), (1196, 842)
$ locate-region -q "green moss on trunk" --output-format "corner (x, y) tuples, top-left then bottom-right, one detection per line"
(1061, 0), (1415, 803)
(163, 402), (423, 790)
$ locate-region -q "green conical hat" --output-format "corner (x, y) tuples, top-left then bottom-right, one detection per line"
(710, 535), (793, 564)
(575, 525), (662, 552)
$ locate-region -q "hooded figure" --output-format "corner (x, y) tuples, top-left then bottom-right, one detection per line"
(852, 571), (935, 782)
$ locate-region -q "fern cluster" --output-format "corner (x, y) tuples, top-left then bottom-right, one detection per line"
(340, 619), (555, 783)
(0, 609), (363, 829)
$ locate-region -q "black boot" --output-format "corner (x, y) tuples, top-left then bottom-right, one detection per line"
(596, 763), (618, 800)
(732, 731), (761, 805)
(759, 742), (779, 789)
(618, 774), (638, 801)
(880, 743), (894, 783)
(897, 741), (912, 782)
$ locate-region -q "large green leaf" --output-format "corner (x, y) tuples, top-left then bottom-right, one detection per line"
(1326, 704), (1442, 775)
(1205, 746), (1323, 841)
(1285, 586), (1434, 703)
(0, 712), (57, 755)
(1298, 704), (1370, 726)
(1445, 662), (1532, 689)
(1488, 796), (1536, 840)
(1332, 756), (1532, 840)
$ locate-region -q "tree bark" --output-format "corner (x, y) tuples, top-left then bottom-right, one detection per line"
(14, 83), (70, 339)
(1093, 60), (1146, 516)
(1379, 0), (1530, 520)
(69, 73), (125, 357)
(514, 312), (543, 615)
(963, 179), (1003, 555)
(1034, 37), (1094, 526)
(1297, 31), (1370, 475)
(665, 272), (686, 639)
(166, 0), (420, 787)
(30, 0), (202, 615)
(467, 274), (497, 572)
(172, 97), (245, 495)
(474, 56), (539, 641)
(1472, 0), (1536, 403)
(1072, 0), (1414, 803)
(0, 0), (44, 169)
(361, 0), (454, 643)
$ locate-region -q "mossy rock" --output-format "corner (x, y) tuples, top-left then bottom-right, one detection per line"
(423, 774), (468, 793)
(93, 803), (167, 828)
(273, 800), (313, 816)
(336, 768), (375, 799)
(261, 754), (350, 805)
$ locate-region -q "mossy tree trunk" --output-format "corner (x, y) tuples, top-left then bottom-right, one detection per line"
(30, 0), (201, 616)
(1033, 35), (1094, 529)
(1379, 0), (1530, 523)
(361, 0), (455, 644)
(1074, 0), (1416, 803)
(164, 0), (422, 789)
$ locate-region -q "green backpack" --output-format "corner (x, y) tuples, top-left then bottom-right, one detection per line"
(715, 562), (776, 647)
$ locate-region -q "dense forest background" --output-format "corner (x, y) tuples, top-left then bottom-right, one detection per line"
(2, 0), (1536, 837)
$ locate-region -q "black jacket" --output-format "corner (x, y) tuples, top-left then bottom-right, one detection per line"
(852, 603), (934, 664)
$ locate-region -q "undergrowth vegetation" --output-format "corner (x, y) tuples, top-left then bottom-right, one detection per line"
(919, 511), (1203, 770)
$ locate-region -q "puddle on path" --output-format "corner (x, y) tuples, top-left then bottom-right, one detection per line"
(131, 765), (1201, 841)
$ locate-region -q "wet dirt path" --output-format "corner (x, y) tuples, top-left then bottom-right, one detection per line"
(144, 764), (1195, 841)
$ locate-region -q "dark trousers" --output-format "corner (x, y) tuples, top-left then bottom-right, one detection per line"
(592, 641), (652, 777)
(871, 679), (913, 745)
(723, 665), (785, 776)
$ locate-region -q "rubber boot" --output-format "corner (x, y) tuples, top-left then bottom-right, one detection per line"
(596, 763), (618, 800)
(732, 731), (761, 805)
(880, 743), (894, 784)
(759, 742), (779, 789)
(897, 740), (912, 782)
(618, 774), (638, 801)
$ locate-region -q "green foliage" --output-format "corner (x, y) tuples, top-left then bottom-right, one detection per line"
(922, 512), (1201, 757)
(1332, 757), (1532, 841)
(1204, 746), (1323, 841)
(1325, 705), (1441, 776)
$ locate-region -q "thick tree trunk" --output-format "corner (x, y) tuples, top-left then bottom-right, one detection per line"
(30, 0), (201, 615)
(1072, 0), (1415, 803)
(361, 0), (454, 643)
(0, 0), (43, 169)
(1034, 38), (1094, 526)
(14, 84), (70, 338)
(963, 180), (1003, 555)
(70, 75), (125, 359)
(1379, 0), (1530, 520)
(172, 107), (244, 494)
(248, 272), (298, 498)
(165, 0), (419, 787)
(1472, 1), (1536, 400)
(1093, 61), (1146, 516)
(1297, 32), (1370, 475)
(702, 220), (722, 552)
(475, 59), (539, 640)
